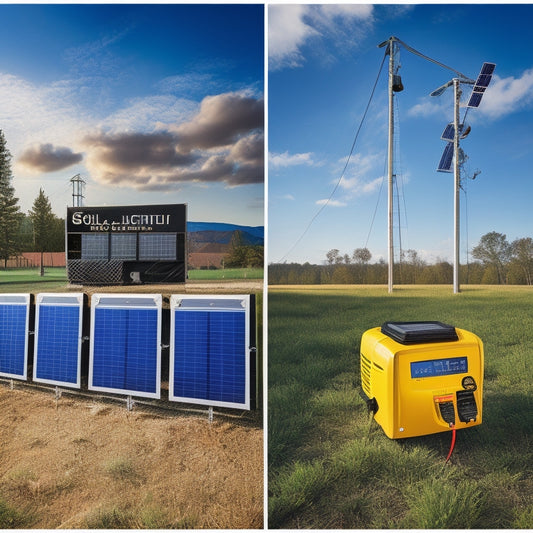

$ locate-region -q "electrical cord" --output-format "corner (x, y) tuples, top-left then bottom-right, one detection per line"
(445, 423), (456, 463)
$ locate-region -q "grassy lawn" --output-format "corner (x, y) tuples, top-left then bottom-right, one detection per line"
(268, 285), (533, 528)
(0, 268), (68, 292)
(187, 268), (263, 280)
(0, 267), (263, 291)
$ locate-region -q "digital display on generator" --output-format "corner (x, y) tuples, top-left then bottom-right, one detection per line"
(410, 356), (468, 378)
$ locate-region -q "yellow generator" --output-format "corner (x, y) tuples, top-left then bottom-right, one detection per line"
(360, 321), (483, 439)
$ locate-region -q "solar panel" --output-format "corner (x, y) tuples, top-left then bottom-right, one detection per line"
(467, 92), (483, 108)
(0, 294), (30, 379)
(441, 123), (467, 142)
(33, 293), (84, 388)
(480, 62), (496, 76)
(467, 62), (496, 108)
(89, 294), (162, 399)
(169, 295), (253, 410)
(437, 142), (454, 172)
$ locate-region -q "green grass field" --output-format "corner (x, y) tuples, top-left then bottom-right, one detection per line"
(187, 267), (263, 280)
(268, 285), (533, 529)
(0, 267), (263, 292)
(0, 268), (68, 292)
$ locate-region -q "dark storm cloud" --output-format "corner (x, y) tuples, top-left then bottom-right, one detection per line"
(18, 143), (83, 172)
(84, 92), (264, 190)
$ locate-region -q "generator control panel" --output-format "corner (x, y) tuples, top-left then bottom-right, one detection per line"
(360, 321), (483, 439)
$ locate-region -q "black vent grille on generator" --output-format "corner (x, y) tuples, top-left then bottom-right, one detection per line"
(360, 353), (372, 397)
(381, 321), (458, 345)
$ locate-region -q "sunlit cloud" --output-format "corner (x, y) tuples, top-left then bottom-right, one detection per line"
(269, 4), (374, 71)
(269, 151), (315, 168)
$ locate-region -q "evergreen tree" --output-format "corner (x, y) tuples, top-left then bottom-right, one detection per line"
(28, 188), (55, 275)
(0, 130), (22, 267)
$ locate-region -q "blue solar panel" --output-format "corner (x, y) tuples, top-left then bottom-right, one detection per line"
(467, 62), (496, 108)
(169, 295), (251, 409)
(437, 142), (454, 172)
(89, 294), (161, 398)
(0, 294), (30, 379)
(33, 293), (83, 388)
(480, 62), (496, 76)
(441, 123), (467, 142)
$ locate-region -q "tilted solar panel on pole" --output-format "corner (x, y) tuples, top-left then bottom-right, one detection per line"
(437, 142), (454, 172)
(467, 62), (496, 108)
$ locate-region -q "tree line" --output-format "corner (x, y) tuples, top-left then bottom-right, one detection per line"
(0, 129), (264, 271)
(0, 130), (64, 271)
(269, 233), (533, 285)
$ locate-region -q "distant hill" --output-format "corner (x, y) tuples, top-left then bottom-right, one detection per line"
(187, 222), (264, 255)
(188, 222), (264, 240)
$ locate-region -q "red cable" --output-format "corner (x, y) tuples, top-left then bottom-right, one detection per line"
(445, 424), (456, 463)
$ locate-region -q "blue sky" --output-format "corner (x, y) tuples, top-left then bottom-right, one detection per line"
(268, 4), (533, 265)
(0, 4), (264, 226)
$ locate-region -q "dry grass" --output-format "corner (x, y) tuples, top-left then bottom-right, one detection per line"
(0, 386), (263, 529)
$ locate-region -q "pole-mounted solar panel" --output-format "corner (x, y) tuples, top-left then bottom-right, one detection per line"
(437, 142), (454, 172)
(467, 62), (496, 108)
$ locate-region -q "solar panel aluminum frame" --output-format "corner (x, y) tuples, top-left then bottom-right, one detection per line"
(33, 293), (85, 389)
(89, 293), (162, 399)
(169, 294), (253, 410)
(0, 294), (31, 380)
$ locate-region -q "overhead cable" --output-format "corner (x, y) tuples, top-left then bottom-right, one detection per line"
(276, 52), (387, 264)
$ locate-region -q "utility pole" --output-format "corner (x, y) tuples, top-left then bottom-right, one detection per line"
(453, 79), (461, 294)
(380, 36), (403, 293)
(387, 40), (395, 293)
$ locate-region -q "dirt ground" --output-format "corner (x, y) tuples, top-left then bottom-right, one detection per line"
(68, 280), (264, 296)
(0, 385), (263, 529)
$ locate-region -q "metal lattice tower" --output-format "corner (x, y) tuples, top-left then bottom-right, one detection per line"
(70, 174), (85, 207)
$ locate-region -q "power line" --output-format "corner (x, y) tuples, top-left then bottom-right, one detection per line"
(276, 52), (387, 263)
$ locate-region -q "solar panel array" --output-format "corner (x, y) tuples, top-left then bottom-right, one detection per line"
(467, 62), (496, 108)
(33, 293), (84, 388)
(435, 62), (495, 173)
(0, 292), (256, 411)
(89, 294), (162, 399)
(0, 294), (30, 379)
(169, 295), (251, 409)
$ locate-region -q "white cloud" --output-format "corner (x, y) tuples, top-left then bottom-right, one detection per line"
(479, 70), (533, 119)
(269, 150), (315, 168)
(408, 99), (447, 118)
(337, 152), (384, 198)
(407, 68), (533, 121)
(269, 4), (374, 71)
(315, 198), (346, 207)
(268, 5), (318, 71)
